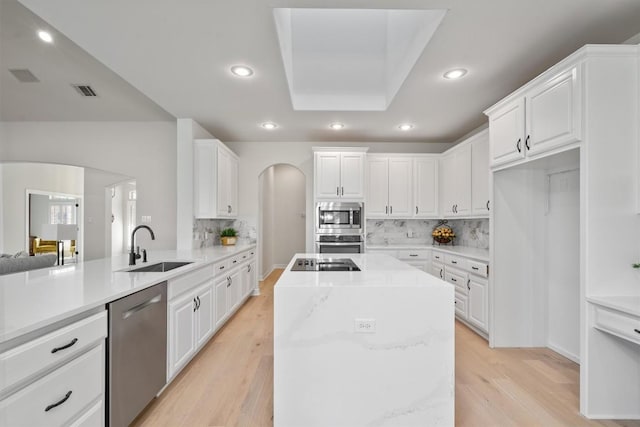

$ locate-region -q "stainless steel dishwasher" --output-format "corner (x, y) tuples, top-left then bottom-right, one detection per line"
(107, 282), (167, 427)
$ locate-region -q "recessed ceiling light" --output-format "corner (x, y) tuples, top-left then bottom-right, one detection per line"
(261, 122), (278, 130)
(443, 68), (467, 80)
(329, 122), (345, 130)
(230, 65), (254, 77)
(398, 124), (414, 131)
(37, 30), (53, 43)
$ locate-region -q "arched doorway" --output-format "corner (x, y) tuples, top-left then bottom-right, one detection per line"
(258, 164), (306, 279)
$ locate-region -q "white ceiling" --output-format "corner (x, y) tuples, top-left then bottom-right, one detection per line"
(4, 0), (640, 143)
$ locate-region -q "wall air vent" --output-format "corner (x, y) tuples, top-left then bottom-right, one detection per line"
(72, 84), (98, 97)
(9, 69), (40, 83)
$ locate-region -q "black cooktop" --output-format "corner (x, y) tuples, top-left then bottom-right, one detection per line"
(290, 258), (361, 272)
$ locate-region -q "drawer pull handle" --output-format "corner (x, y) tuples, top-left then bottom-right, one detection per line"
(123, 295), (162, 319)
(51, 338), (78, 354)
(233, 260), (237, 264)
(451, 278), (457, 282)
(219, 265), (225, 270)
(472, 266), (479, 270)
(45, 390), (72, 412)
(635, 329), (640, 334)
(410, 254), (418, 257)
(467, 279), (471, 291)
(451, 261), (457, 264)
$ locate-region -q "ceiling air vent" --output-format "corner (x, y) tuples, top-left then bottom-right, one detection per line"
(9, 69), (40, 83)
(72, 84), (98, 97)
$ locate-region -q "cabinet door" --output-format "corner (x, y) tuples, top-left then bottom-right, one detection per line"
(226, 269), (242, 313)
(526, 67), (581, 156)
(216, 148), (231, 217)
(340, 153), (365, 199)
(414, 157), (438, 217)
(193, 141), (217, 218)
(366, 157), (389, 217)
(471, 132), (490, 215)
(453, 145), (472, 215)
(168, 292), (196, 378)
(439, 154), (456, 217)
(242, 261), (256, 297)
(388, 157), (413, 217)
(488, 98), (526, 167)
(214, 277), (228, 329)
(467, 276), (488, 332)
(315, 152), (341, 199)
(195, 282), (214, 348)
(227, 155), (239, 217)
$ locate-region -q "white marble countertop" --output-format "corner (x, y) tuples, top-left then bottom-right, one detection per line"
(0, 244), (256, 344)
(587, 295), (640, 317)
(277, 253), (453, 289)
(366, 244), (490, 262)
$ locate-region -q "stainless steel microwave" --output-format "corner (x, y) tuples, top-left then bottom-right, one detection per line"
(316, 202), (363, 234)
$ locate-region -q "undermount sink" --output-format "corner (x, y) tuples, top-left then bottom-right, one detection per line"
(124, 261), (193, 273)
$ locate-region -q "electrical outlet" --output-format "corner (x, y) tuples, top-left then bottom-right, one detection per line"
(354, 318), (376, 334)
(407, 229), (413, 238)
(141, 215), (151, 223)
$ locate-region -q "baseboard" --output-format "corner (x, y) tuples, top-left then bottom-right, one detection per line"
(260, 264), (287, 281)
(547, 342), (580, 364)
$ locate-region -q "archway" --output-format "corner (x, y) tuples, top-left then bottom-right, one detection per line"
(258, 164), (306, 279)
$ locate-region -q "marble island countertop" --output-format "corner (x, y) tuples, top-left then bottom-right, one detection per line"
(366, 243), (490, 262)
(278, 253), (453, 289)
(0, 244), (256, 345)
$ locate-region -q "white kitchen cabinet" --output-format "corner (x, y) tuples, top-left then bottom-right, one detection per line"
(397, 249), (431, 272)
(242, 260), (257, 297)
(366, 156), (413, 218)
(0, 311), (107, 427)
(486, 66), (581, 169)
(194, 139), (239, 218)
(467, 276), (488, 332)
(226, 269), (242, 313)
(414, 156), (439, 217)
(471, 130), (491, 215)
(214, 276), (228, 329)
(440, 145), (471, 217)
(314, 150), (366, 200)
(168, 280), (214, 379)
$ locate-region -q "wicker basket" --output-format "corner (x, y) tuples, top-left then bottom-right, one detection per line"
(432, 221), (455, 245)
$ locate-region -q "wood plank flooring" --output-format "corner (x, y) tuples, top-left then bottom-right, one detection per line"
(132, 269), (640, 427)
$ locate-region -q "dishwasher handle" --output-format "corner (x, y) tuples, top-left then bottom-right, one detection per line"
(122, 295), (162, 319)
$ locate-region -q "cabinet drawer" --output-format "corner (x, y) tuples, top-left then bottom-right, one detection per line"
(397, 249), (430, 260)
(229, 254), (243, 269)
(0, 344), (104, 427)
(69, 400), (103, 427)
(455, 293), (468, 318)
(168, 264), (213, 299)
(593, 305), (640, 346)
(367, 249), (398, 258)
(445, 269), (468, 295)
(239, 250), (250, 263)
(445, 254), (468, 270)
(248, 249), (256, 258)
(468, 260), (489, 278)
(432, 251), (444, 262)
(0, 312), (106, 395)
(213, 259), (229, 275)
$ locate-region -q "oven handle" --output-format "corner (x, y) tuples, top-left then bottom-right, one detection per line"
(317, 242), (363, 246)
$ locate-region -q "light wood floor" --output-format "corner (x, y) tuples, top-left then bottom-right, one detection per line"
(133, 269), (640, 427)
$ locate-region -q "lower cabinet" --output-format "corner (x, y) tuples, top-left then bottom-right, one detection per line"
(168, 281), (214, 379)
(226, 269), (242, 314)
(467, 276), (488, 332)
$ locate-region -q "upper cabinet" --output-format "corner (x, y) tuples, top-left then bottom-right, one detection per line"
(366, 155), (438, 219)
(441, 144), (472, 217)
(486, 66), (582, 169)
(194, 139), (239, 218)
(366, 156), (413, 218)
(314, 149), (366, 200)
(471, 130), (490, 215)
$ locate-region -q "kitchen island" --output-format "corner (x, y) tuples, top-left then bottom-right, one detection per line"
(274, 253), (454, 427)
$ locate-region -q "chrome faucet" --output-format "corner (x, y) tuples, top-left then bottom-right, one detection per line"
(129, 225), (155, 265)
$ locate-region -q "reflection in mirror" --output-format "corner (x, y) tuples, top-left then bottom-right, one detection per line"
(0, 162), (135, 262)
(28, 192), (81, 265)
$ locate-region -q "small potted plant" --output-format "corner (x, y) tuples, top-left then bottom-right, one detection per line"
(220, 228), (238, 246)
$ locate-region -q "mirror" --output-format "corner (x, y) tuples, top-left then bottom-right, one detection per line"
(0, 162), (135, 261)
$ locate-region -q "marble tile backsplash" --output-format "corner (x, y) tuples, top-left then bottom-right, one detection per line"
(366, 218), (489, 249)
(193, 219), (257, 248)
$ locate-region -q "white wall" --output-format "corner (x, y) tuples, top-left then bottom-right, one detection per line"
(0, 121), (177, 251)
(29, 194), (50, 238)
(260, 166), (275, 278)
(228, 140), (450, 252)
(0, 162), (83, 254)
(273, 165), (306, 264)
